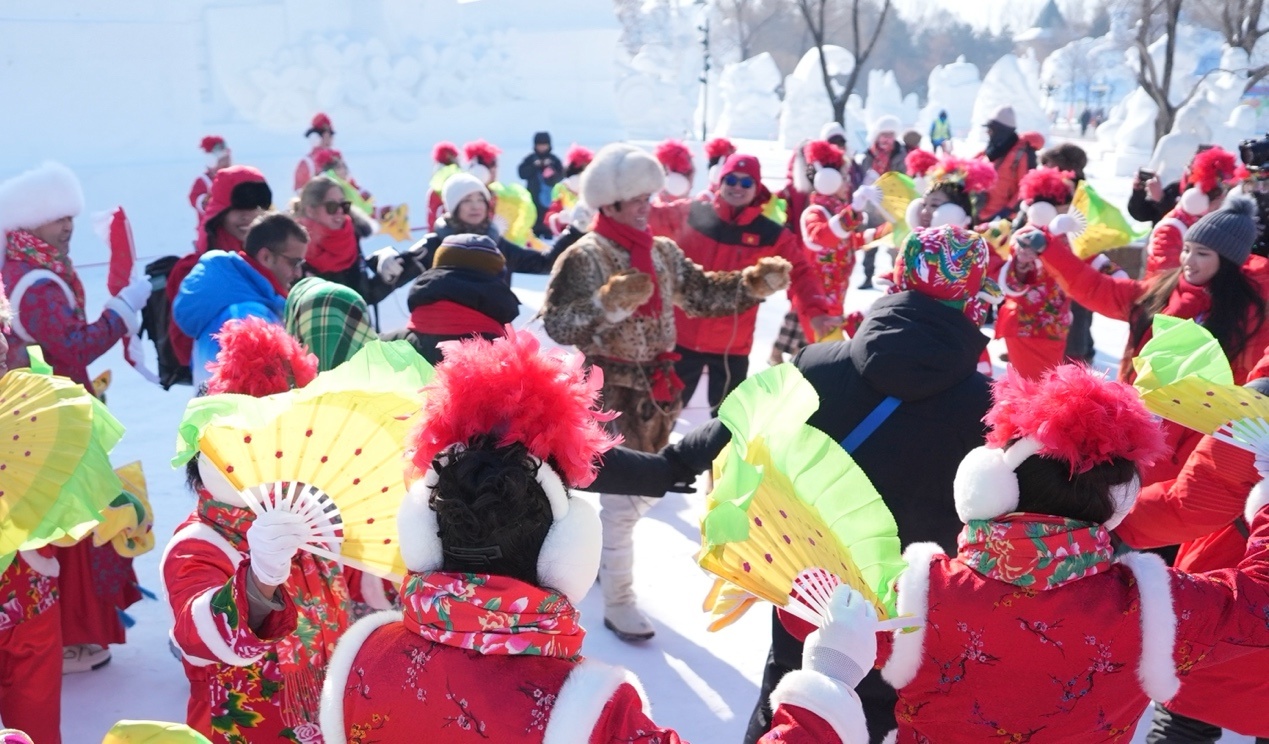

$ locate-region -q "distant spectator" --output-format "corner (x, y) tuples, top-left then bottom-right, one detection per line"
(518, 132), (564, 239)
(189, 136), (232, 215)
(930, 110), (952, 154)
(977, 105), (1036, 221)
(856, 115), (906, 289)
(294, 112), (335, 192)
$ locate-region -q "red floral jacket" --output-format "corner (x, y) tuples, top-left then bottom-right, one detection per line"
(874, 507), (1269, 743)
(0, 551), (58, 633)
(995, 242), (1071, 342)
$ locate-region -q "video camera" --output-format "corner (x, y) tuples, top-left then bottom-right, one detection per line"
(1239, 134), (1269, 172)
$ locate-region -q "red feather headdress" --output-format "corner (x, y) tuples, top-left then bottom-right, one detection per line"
(654, 139), (695, 175)
(985, 366), (1165, 474)
(904, 149), (939, 177)
(1019, 167), (1075, 205)
(1186, 147), (1239, 193)
(200, 135), (226, 153)
(804, 140), (845, 170)
(927, 156), (997, 195)
(409, 329), (620, 488)
(206, 317), (319, 398)
(564, 144), (594, 170)
(463, 140), (502, 168)
(705, 137), (737, 165)
(432, 141), (459, 166)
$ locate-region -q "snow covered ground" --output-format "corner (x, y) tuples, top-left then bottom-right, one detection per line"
(56, 133), (1250, 743)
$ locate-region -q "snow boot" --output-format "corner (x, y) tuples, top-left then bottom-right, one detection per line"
(599, 493), (657, 642)
(62, 643), (111, 674)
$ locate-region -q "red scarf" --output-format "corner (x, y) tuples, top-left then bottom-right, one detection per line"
(1161, 276), (1212, 324)
(402, 571), (584, 661)
(297, 216), (358, 274)
(408, 301), (506, 336)
(5, 230), (86, 318)
(957, 513), (1115, 590)
(238, 251), (291, 298)
(593, 212), (661, 318)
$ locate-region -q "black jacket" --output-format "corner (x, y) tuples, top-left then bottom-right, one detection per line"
(1127, 181), (1180, 225)
(591, 290), (992, 554)
(381, 267), (522, 365)
(396, 222), (565, 288)
(518, 152), (564, 208)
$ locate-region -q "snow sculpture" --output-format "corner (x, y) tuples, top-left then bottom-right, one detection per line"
(864, 70), (917, 138)
(918, 56), (982, 144)
(714, 53), (783, 139)
(971, 54), (1051, 142)
(779, 45), (856, 148)
(1111, 88), (1159, 177)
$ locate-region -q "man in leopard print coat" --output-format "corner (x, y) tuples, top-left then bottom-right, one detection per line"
(541, 142), (791, 642)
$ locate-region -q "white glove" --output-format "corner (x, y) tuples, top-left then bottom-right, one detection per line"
(802, 585), (879, 688)
(1048, 213), (1080, 236)
(851, 184), (882, 212)
(247, 509), (309, 587)
(115, 275), (152, 313)
(570, 202), (596, 231)
(371, 247), (404, 284)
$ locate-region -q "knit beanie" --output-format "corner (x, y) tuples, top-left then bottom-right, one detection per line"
(433, 233), (507, 276)
(1186, 196), (1259, 266)
(534, 131), (551, 147)
(442, 173), (491, 215)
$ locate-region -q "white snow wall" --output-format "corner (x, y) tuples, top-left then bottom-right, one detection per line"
(0, 0), (624, 267)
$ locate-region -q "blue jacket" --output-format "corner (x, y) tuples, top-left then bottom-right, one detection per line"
(172, 251), (286, 385)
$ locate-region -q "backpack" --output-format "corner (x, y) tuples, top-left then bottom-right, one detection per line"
(141, 255), (192, 390)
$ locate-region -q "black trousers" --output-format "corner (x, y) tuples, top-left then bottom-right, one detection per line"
(860, 245), (878, 282)
(1146, 703), (1269, 743)
(742, 609), (897, 744)
(1064, 301), (1095, 363)
(674, 346), (749, 415)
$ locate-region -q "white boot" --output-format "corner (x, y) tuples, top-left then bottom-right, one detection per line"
(599, 493), (657, 642)
(63, 643), (111, 674)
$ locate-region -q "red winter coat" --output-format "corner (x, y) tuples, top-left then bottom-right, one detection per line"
(672, 197), (831, 355)
(978, 140), (1032, 220)
(1, 255), (129, 386)
(1116, 436), (1269, 736)
(1145, 206), (1202, 277)
(1041, 243), (1269, 485)
(798, 202), (866, 338)
(322, 611), (862, 743)
(994, 235), (1072, 343)
(875, 511), (1269, 743)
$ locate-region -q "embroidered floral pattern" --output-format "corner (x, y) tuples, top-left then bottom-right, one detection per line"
(0, 557), (57, 631)
(959, 514), (1114, 589)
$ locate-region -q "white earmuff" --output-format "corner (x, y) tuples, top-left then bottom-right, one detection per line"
(931, 202), (970, 228)
(664, 171), (691, 197)
(813, 167), (843, 196)
(952, 438), (1044, 523)
(1179, 187), (1211, 216)
(905, 198), (925, 230)
(197, 458), (249, 508)
(468, 163), (492, 185)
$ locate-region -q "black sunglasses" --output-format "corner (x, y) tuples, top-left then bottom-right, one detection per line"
(322, 200), (352, 216)
(723, 174), (755, 189)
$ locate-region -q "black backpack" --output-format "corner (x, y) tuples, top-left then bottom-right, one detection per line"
(141, 255), (192, 390)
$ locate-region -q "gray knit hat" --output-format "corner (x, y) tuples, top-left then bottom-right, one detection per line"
(1186, 196), (1259, 266)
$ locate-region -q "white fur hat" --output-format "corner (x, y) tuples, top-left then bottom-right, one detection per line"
(820, 121), (847, 142)
(441, 172), (491, 215)
(867, 115), (901, 148)
(581, 143), (665, 209)
(0, 161), (84, 235)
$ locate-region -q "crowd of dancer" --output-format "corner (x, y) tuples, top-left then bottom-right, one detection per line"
(2, 103), (1269, 743)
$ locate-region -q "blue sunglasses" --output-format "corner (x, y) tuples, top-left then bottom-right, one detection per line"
(723, 174), (755, 189)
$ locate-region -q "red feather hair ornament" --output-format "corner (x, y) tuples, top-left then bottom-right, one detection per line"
(463, 140), (502, 168)
(200, 136), (226, 153)
(1019, 167), (1075, 205)
(206, 317), (319, 398)
(564, 144), (594, 170)
(654, 139), (695, 175)
(433, 141), (459, 166)
(904, 149), (939, 177)
(804, 140), (845, 169)
(1186, 147), (1239, 193)
(705, 137), (737, 164)
(927, 156), (997, 194)
(409, 328), (621, 488)
(984, 366), (1165, 474)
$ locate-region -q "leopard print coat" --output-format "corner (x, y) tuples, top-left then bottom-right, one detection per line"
(541, 232), (760, 391)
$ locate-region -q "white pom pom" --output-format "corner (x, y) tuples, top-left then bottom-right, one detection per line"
(1026, 201), (1057, 229)
(1179, 187), (1210, 216)
(931, 203), (970, 228)
(664, 171), (691, 197)
(953, 446), (1021, 523)
(813, 167), (843, 196)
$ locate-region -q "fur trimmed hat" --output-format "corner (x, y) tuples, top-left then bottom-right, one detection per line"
(819, 121), (847, 145)
(0, 161), (85, 235)
(441, 173), (492, 215)
(581, 143), (665, 209)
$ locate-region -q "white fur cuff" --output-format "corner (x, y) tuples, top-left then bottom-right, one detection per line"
(1246, 479), (1269, 526)
(769, 670), (870, 744)
(105, 296), (141, 336)
(828, 214), (851, 240)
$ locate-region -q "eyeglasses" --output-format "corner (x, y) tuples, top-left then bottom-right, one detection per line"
(322, 200), (352, 216)
(723, 174), (755, 189)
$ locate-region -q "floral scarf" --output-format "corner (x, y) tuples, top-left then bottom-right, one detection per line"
(957, 513), (1115, 590)
(6, 230), (86, 319)
(402, 571), (585, 661)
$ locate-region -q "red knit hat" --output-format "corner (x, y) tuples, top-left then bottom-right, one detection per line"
(206, 317), (319, 398)
(719, 153), (761, 183)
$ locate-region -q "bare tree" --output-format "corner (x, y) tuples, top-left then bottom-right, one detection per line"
(1134, 0), (1204, 141)
(1191, 0), (1269, 89)
(714, 0), (782, 60)
(795, 0), (892, 125)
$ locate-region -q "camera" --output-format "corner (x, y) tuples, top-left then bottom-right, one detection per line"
(1239, 134), (1269, 171)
